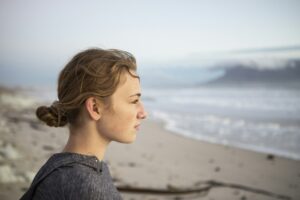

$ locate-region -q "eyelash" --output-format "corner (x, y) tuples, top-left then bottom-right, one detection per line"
(132, 99), (139, 104)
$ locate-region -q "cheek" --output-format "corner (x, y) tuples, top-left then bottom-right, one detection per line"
(115, 108), (137, 127)
(107, 106), (137, 131)
(100, 108), (137, 143)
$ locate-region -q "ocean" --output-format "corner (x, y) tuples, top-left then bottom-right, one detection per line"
(142, 86), (300, 160)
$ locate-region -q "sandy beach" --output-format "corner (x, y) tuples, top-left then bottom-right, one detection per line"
(0, 87), (299, 200)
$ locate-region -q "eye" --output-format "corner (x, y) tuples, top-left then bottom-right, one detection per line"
(132, 99), (139, 104)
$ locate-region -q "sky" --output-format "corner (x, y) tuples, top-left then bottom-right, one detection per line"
(0, 0), (300, 86)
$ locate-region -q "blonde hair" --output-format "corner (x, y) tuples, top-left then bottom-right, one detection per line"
(36, 48), (138, 127)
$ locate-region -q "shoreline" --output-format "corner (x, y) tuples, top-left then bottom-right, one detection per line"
(148, 117), (300, 161)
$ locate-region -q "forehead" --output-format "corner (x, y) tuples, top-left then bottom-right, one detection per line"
(113, 71), (141, 98)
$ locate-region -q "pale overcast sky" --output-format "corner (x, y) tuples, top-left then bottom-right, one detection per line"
(0, 0), (300, 73)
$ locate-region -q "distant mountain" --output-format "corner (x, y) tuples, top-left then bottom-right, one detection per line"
(140, 67), (223, 88)
(204, 59), (300, 87)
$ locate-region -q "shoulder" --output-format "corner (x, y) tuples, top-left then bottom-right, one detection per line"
(34, 163), (105, 200)
(33, 162), (122, 200)
(32, 166), (67, 200)
(63, 163), (103, 188)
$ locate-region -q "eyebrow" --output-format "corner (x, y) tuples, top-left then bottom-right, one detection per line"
(129, 93), (141, 98)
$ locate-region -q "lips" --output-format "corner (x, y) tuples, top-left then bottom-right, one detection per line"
(134, 124), (140, 130)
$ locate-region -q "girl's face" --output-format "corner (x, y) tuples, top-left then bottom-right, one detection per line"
(96, 71), (147, 143)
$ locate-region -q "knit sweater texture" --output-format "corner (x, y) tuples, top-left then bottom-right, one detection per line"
(20, 152), (122, 200)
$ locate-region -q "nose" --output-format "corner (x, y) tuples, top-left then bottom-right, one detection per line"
(138, 102), (147, 120)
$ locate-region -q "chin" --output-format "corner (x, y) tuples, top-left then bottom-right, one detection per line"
(115, 134), (137, 144)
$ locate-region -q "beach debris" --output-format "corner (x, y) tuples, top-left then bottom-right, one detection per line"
(112, 176), (123, 183)
(116, 180), (291, 200)
(128, 162), (136, 167)
(240, 195), (247, 200)
(29, 121), (44, 130)
(266, 154), (275, 161)
(117, 181), (213, 195)
(166, 184), (181, 191)
(214, 166), (221, 172)
(42, 145), (55, 151)
(173, 196), (183, 200)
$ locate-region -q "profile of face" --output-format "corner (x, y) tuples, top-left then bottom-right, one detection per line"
(96, 70), (147, 143)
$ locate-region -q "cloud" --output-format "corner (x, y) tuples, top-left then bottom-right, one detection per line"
(229, 45), (300, 54)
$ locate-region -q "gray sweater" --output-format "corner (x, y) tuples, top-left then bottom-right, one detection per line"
(20, 152), (122, 200)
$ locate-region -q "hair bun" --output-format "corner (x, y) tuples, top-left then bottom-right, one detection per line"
(36, 101), (68, 127)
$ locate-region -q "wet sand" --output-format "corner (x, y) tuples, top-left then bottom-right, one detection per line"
(0, 87), (299, 200)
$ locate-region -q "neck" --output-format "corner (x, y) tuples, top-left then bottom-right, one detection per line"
(62, 124), (110, 161)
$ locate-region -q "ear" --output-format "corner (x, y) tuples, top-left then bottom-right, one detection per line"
(85, 97), (102, 120)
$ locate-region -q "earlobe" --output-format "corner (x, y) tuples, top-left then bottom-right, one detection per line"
(85, 97), (102, 120)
